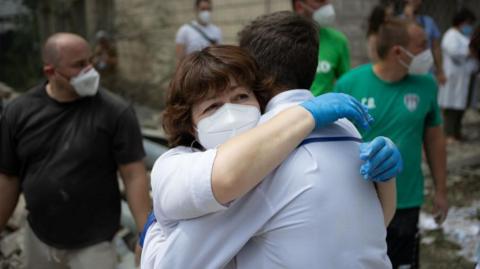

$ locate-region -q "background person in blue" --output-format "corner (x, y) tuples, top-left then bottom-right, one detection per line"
(402, 0), (447, 85)
(335, 19), (448, 269)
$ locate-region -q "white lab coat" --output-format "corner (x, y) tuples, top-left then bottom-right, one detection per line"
(438, 28), (478, 110)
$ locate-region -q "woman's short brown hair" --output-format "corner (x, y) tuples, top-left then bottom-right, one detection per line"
(163, 45), (273, 148)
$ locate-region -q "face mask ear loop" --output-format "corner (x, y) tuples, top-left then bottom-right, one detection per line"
(190, 139), (205, 152)
(397, 46), (413, 70)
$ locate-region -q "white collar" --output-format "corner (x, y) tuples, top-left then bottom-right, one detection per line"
(265, 89), (313, 112)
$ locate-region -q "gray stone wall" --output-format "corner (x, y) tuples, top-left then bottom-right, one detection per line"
(332, 0), (377, 67)
(30, 0), (479, 107)
(112, 0), (378, 107)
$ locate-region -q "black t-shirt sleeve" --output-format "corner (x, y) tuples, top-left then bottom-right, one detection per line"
(0, 110), (20, 176)
(112, 106), (146, 165)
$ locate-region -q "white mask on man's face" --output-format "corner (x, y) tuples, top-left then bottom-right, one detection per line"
(70, 68), (100, 97)
(196, 103), (261, 149)
(309, 3), (336, 27)
(198, 10), (211, 24)
(399, 47), (433, 75)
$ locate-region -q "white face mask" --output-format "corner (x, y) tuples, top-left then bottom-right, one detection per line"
(70, 68), (100, 97)
(196, 103), (261, 149)
(312, 3), (336, 27)
(399, 47), (434, 75)
(198, 10), (211, 25)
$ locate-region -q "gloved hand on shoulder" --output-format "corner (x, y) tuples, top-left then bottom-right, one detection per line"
(359, 136), (403, 182)
(300, 93), (374, 130)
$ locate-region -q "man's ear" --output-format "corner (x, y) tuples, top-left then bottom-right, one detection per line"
(293, 0), (304, 13)
(392, 46), (403, 57)
(43, 65), (54, 77)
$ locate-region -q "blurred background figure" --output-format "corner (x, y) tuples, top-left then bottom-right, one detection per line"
(438, 8), (478, 144)
(92, 30), (118, 91)
(402, 0), (446, 85)
(292, 0), (350, 96)
(471, 24), (480, 62)
(0, 87), (11, 117)
(175, 0), (222, 64)
(366, 1), (394, 62)
(469, 24), (480, 114)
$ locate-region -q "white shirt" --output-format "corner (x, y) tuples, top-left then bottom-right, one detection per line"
(142, 90), (391, 269)
(175, 20), (222, 54)
(438, 28), (478, 110)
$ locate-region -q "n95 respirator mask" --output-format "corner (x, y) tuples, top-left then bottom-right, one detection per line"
(196, 103), (261, 149)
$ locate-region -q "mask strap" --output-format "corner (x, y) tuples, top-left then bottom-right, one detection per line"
(397, 46), (413, 69)
(398, 59), (410, 70)
(190, 139), (204, 151)
(54, 69), (69, 81)
(398, 46), (414, 58)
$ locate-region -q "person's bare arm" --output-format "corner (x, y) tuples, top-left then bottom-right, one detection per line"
(175, 44), (186, 66)
(119, 161), (151, 265)
(432, 39), (446, 85)
(212, 106), (315, 204)
(424, 126), (448, 224)
(119, 161), (151, 231)
(375, 180), (396, 226)
(0, 172), (20, 232)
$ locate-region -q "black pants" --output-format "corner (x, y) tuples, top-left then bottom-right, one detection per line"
(443, 109), (465, 140)
(387, 207), (421, 269)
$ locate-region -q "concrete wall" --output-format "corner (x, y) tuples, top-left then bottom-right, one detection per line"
(112, 0), (378, 107)
(332, 0), (378, 66)
(31, 0), (479, 107)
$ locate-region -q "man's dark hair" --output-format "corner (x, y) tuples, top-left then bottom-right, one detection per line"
(195, 0), (210, 8)
(367, 4), (390, 37)
(376, 18), (410, 60)
(452, 7), (476, 27)
(238, 11), (319, 90)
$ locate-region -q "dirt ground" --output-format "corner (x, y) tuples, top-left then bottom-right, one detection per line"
(420, 109), (480, 269)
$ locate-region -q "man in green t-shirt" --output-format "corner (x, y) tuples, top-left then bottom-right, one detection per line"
(335, 19), (448, 269)
(292, 0), (350, 96)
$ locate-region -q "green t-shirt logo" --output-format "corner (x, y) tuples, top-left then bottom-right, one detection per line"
(361, 97), (376, 109)
(404, 94), (420, 112)
(316, 60), (332, 74)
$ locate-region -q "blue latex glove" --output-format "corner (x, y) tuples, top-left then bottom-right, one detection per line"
(300, 93), (374, 130)
(359, 136), (403, 182)
(138, 212), (156, 248)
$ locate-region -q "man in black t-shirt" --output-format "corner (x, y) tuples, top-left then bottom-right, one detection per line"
(0, 33), (151, 269)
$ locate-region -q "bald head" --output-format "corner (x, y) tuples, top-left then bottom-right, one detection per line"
(405, 0), (422, 10)
(42, 33), (90, 67)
